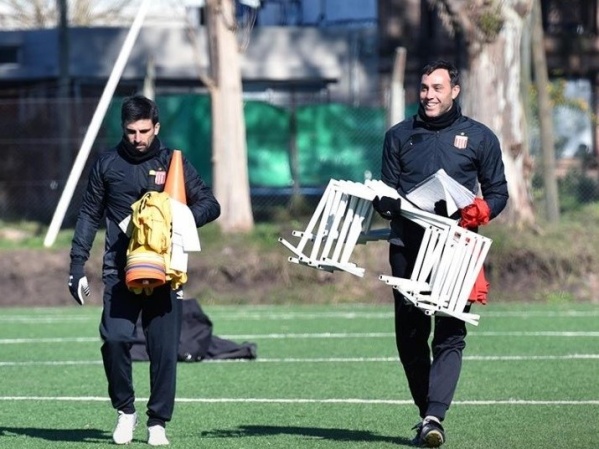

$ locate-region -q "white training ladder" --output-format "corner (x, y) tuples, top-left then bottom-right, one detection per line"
(278, 179), (390, 277)
(379, 205), (490, 325)
(279, 179), (491, 325)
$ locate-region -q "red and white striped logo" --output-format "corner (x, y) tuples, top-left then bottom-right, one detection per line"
(454, 134), (468, 149)
(154, 170), (166, 185)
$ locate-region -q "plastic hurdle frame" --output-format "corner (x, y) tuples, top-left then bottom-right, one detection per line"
(278, 179), (390, 277)
(279, 179), (491, 325)
(378, 207), (490, 326)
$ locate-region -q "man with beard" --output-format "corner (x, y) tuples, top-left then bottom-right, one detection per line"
(68, 95), (220, 446)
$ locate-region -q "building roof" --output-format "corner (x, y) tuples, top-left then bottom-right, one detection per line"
(0, 25), (348, 84)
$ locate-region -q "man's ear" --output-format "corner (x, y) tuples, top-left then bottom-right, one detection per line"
(154, 123), (160, 135)
(451, 85), (461, 100)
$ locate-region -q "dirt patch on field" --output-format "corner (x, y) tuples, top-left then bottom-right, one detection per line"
(0, 237), (597, 307)
(0, 243), (393, 307)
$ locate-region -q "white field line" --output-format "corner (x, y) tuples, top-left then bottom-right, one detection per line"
(2, 309), (599, 323)
(210, 310), (599, 320)
(220, 331), (599, 339)
(0, 396), (597, 406)
(1, 354), (599, 367)
(0, 316), (93, 324)
(0, 337), (99, 344)
(3, 331), (599, 344)
(0, 360), (104, 366)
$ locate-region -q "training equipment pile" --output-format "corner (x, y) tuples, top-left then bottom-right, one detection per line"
(278, 179), (491, 325)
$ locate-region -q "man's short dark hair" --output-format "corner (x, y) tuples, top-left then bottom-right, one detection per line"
(421, 60), (460, 87)
(121, 95), (159, 126)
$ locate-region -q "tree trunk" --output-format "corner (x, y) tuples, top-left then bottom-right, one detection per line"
(446, 0), (536, 228)
(206, 0), (254, 233)
(531, 0), (560, 223)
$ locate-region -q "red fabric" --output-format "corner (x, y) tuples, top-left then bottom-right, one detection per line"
(459, 198), (491, 304)
(468, 266), (489, 304)
(459, 198), (490, 229)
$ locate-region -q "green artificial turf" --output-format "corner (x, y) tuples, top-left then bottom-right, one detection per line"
(0, 302), (597, 448)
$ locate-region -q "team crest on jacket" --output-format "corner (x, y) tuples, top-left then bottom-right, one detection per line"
(153, 170), (166, 185)
(454, 134), (468, 149)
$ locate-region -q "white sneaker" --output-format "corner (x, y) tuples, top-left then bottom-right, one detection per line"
(147, 425), (170, 446)
(112, 411), (137, 445)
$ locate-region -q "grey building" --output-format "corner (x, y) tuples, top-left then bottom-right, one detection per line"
(0, 13), (379, 105)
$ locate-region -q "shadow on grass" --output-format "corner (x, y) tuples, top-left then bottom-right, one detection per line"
(0, 427), (109, 444)
(201, 425), (414, 446)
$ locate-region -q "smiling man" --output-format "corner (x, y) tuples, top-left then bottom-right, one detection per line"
(372, 60), (509, 447)
(419, 63), (460, 118)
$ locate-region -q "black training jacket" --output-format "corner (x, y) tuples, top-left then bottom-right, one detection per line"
(381, 114), (509, 243)
(70, 144), (221, 275)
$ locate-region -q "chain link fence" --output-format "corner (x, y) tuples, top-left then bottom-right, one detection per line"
(0, 98), (113, 226)
(1, 95), (598, 227)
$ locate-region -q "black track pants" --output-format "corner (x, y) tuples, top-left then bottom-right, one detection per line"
(99, 274), (182, 427)
(389, 241), (468, 421)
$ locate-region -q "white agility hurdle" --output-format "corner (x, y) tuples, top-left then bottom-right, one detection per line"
(279, 179), (491, 325)
(378, 209), (490, 326)
(278, 179), (391, 277)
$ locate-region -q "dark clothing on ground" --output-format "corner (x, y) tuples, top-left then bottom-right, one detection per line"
(70, 139), (220, 427)
(130, 299), (258, 363)
(380, 105), (507, 421)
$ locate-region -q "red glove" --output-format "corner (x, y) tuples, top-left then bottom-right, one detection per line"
(459, 198), (490, 229)
(468, 267), (489, 304)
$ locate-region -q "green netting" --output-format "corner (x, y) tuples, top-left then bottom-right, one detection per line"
(244, 101), (292, 187)
(154, 95), (213, 181)
(102, 95), (400, 189)
(296, 104), (385, 186)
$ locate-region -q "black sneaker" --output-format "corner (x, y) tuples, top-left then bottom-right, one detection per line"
(420, 418), (445, 447)
(410, 422), (423, 446)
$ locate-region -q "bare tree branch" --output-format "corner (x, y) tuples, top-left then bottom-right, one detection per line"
(0, 0), (138, 28)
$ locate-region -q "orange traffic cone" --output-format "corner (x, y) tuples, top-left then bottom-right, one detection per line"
(164, 150), (187, 204)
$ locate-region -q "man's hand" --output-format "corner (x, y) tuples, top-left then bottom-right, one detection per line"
(372, 196), (402, 220)
(459, 198), (490, 229)
(68, 264), (90, 305)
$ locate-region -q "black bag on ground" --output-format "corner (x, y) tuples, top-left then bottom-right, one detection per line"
(207, 335), (257, 360)
(130, 299), (257, 362)
(178, 298), (214, 361)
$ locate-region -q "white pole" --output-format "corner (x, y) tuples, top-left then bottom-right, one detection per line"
(388, 47), (406, 128)
(44, 0), (151, 247)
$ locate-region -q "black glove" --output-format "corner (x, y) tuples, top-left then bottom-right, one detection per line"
(68, 263), (90, 305)
(372, 196), (402, 220)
